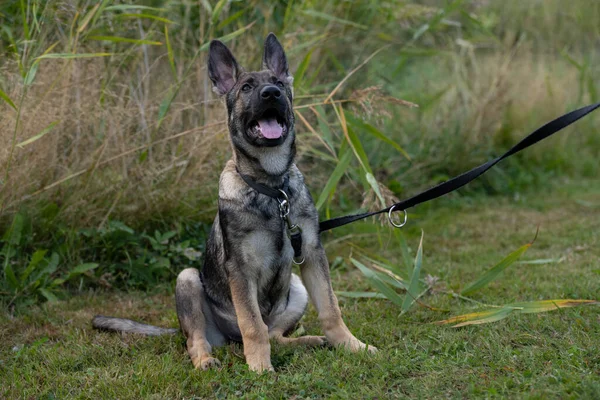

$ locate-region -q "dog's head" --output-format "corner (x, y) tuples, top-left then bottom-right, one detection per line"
(208, 34), (294, 151)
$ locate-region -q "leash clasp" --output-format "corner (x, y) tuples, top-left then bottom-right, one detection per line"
(277, 189), (305, 265)
(277, 189), (290, 219)
(388, 205), (408, 228)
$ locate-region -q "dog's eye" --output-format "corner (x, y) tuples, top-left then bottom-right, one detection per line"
(241, 83), (252, 92)
(276, 81), (284, 88)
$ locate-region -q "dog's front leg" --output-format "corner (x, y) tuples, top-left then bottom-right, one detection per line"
(229, 276), (273, 372)
(301, 245), (377, 353)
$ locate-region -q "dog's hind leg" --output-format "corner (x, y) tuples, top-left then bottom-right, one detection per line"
(268, 274), (326, 347)
(176, 268), (224, 370)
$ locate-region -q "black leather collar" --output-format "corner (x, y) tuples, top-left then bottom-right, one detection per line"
(237, 170), (290, 200)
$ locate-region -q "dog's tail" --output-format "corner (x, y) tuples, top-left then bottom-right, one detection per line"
(92, 315), (178, 336)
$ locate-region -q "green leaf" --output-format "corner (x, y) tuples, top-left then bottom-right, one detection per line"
(294, 49), (314, 91)
(560, 50), (583, 71)
(17, 121), (59, 148)
(402, 231), (424, 313)
(344, 125), (373, 175)
(370, 268), (407, 290)
(200, 0), (213, 14)
(104, 5), (165, 12)
(18, 0), (30, 41)
(31, 252), (59, 284)
(164, 25), (176, 78)
(88, 36), (162, 46)
(315, 148), (351, 210)
(51, 278), (65, 286)
(419, 85), (452, 111)
(452, 307), (515, 327)
(67, 263), (99, 278)
(216, 9), (247, 30)
(52, 262), (98, 287)
(336, 291), (387, 299)
(355, 252), (407, 283)
(107, 221), (134, 234)
(39, 288), (59, 302)
(365, 172), (385, 208)
(413, 0), (465, 41)
(47, 253), (60, 274)
(509, 299), (599, 314)
(151, 257), (171, 270)
(77, 3), (101, 33)
(349, 253), (407, 289)
(89, 0), (112, 30)
(159, 231), (177, 243)
(283, 0), (295, 29)
(461, 242), (531, 295)
(198, 22), (255, 52)
(346, 114), (411, 160)
(517, 258), (561, 265)
(4, 213), (24, 246)
(412, 24), (430, 41)
(35, 53), (113, 60)
(351, 258), (405, 307)
(314, 105), (335, 151)
(24, 62), (39, 85)
(301, 10), (368, 30)
(211, 0), (228, 26)
(4, 263), (19, 290)
(157, 88), (178, 125)
(116, 13), (175, 24)
(0, 86), (16, 110)
(20, 249), (48, 284)
(436, 299), (598, 327)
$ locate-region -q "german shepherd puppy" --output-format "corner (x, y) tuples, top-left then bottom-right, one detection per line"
(93, 33), (376, 372)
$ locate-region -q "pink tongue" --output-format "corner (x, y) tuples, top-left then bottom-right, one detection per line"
(257, 118), (282, 139)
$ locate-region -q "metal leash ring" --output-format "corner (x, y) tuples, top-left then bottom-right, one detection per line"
(277, 189), (290, 218)
(292, 256), (305, 265)
(387, 205), (408, 228)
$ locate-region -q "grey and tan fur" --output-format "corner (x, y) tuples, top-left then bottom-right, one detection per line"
(92, 33), (376, 372)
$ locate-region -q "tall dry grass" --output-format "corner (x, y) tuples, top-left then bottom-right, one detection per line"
(0, 0), (599, 230)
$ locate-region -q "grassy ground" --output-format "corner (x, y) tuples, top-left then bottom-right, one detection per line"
(1, 2), (599, 398)
(2, 181), (599, 399)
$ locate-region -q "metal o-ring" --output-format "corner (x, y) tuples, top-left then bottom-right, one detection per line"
(387, 205), (407, 228)
(293, 257), (305, 265)
(277, 189), (289, 203)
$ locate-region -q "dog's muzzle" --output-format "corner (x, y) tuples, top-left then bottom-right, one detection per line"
(245, 85), (290, 145)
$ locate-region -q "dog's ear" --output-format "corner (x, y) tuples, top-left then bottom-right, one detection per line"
(263, 33), (292, 84)
(208, 40), (241, 96)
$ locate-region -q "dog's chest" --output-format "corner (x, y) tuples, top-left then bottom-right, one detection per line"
(239, 191), (310, 313)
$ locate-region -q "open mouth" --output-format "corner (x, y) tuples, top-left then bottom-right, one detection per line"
(248, 109), (288, 140)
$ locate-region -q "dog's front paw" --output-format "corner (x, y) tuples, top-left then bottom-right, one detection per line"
(246, 358), (274, 373)
(192, 356), (222, 370)
(244, 343), (273, 372)
(335, 336), (378, 354)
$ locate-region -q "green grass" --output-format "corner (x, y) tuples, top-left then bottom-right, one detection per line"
(1, 1), (599, 397)
(2, 181), (598, 399)
(1, 0), (599, 228)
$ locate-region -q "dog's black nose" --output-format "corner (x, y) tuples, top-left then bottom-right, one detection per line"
(260, 85), (281, 100)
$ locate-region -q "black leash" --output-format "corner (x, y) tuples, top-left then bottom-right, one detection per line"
(319, 102), (600, 233)
(237, 103), (600, 238)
